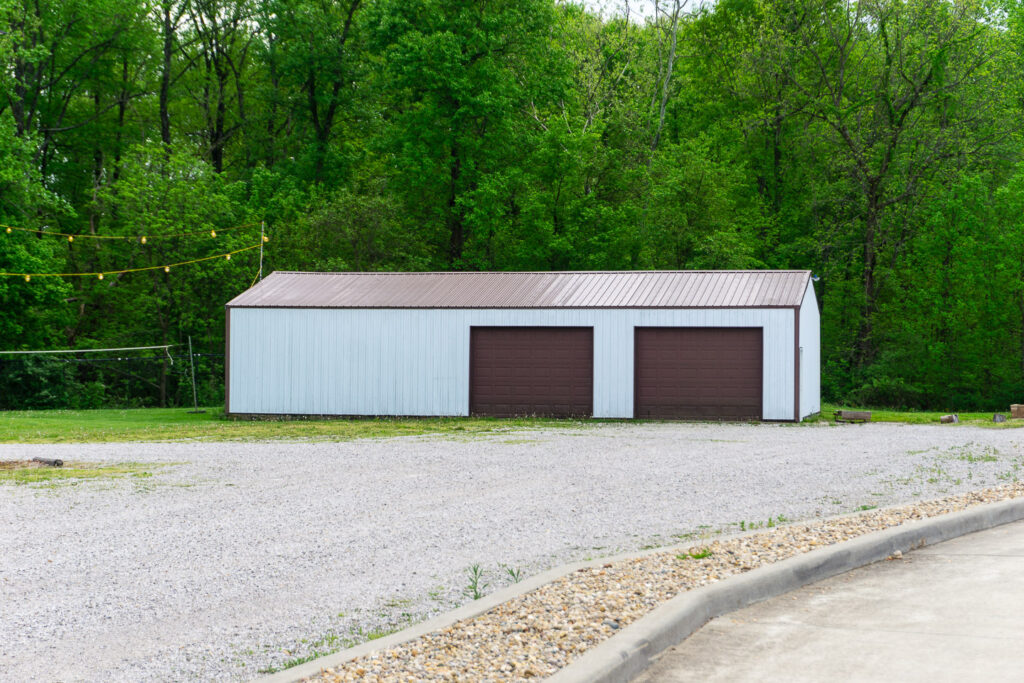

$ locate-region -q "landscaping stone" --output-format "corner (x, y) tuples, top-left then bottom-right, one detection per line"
(304, 484), (1024, 683)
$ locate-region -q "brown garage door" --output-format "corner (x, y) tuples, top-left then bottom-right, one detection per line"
(635, 327), (762, 420)
(470, 327), (593, 417)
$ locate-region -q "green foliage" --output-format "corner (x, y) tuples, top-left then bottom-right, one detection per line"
(1, 0), (1024, 409)
(462, 563), (489, 600)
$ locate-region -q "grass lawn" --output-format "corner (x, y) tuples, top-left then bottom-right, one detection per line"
(1, 403), (1021, 444)
(0, 407), (581, 443)
(814, 403), (1023, 428)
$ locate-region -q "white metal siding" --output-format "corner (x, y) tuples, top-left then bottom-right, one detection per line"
(229, 308), (797, 419)
(799, 284), (821, 419)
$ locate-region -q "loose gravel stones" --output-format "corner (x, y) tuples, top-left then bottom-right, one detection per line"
(2, 422), (1023, 681)
(308, 483), (1024, 682)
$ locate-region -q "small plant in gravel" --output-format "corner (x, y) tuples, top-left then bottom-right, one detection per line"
(501, 564), (524, 583)
(677, 548), (713, 560)
(463, 564), (489, 600)
(258, 632), (347, 674)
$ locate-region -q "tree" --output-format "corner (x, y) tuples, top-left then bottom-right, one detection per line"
(368, 0), (563, 268)
(788, 0), (1010, 369)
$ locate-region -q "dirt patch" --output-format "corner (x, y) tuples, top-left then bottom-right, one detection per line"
(0, 459), (49, 470)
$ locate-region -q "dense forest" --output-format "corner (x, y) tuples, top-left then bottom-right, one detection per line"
(1, 0), (1023, 411)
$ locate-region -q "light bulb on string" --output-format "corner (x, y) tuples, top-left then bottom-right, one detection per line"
(263, 235), (269, 242)
(210, 230), (217, 238)
(68, 235), (74, 243)
(140, 236), (147, 245)
(225, 254), (231, 260)
(24, 275), (30, 282)
(164, 266), (170, 273)
(6, 227), (12, 234)
(97, 273), (104, 280)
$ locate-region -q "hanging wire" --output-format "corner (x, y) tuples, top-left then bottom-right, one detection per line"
(0, 344), (177, 355)
(0, 242), (262, 279)
(0, 221), (263, 242)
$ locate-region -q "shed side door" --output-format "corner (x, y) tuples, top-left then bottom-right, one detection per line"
(470, 327), (593, 417)
(634, 327), (762, 420)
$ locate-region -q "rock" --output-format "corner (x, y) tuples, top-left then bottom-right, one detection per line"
(602, 619), (620, 630)
(939, 414), (959, 424)
(994, 414), (1007, 423)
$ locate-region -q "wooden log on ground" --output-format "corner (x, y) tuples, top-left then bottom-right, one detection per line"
(31, 457), (63, 467)
(834, 410), (872, 423)
(939, 414), (959, 424)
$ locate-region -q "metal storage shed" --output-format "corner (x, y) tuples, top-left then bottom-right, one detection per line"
(225, 270), (820, 421)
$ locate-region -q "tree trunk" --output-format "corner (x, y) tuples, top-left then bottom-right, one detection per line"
(446, 146), (463, 266)
(651, 0), (683, 152)
(857, 197), (880, 367)
(160, 2), (173, 155)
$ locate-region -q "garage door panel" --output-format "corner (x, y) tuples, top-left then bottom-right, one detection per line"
(470, 327), (593, 417)
(635, 327), (762, 420)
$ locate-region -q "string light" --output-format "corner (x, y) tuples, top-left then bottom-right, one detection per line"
(0, 243), (262, 281)
(0, 221), (262, 241)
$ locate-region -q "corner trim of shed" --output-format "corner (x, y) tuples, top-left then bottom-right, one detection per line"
(225, 306), (231, 415)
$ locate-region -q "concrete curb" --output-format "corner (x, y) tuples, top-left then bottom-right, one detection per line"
(548, 496), (1024, 683)
(255, 497), (1024, 683)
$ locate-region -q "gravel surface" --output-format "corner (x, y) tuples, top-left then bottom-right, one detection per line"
(312, 484), (1024, 682)
(1, 422), (1023, 682)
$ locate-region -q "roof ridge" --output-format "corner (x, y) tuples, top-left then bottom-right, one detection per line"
(228, 270), (812, 308)
(268, 269), (812, 275)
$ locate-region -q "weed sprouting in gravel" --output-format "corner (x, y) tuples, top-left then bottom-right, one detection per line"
(258, 632), (348, 674)
(677, 548), (713, 560)
(463, 564), (489, 600)
(742, 514), (789, 531)
(501, 564), (524, 583)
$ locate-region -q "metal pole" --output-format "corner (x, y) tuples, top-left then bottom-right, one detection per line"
(187, 335), (205, 414)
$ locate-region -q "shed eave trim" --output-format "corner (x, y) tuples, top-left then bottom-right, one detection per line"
(223, 304), (805, 310)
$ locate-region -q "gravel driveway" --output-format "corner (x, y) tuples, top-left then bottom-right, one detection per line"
(2, 422), (1023, 681)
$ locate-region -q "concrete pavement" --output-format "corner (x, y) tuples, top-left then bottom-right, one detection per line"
(635, 519), (1024, 683)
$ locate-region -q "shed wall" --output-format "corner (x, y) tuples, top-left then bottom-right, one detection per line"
(799, 283), (821, 419)
(228, 308), (798, 419)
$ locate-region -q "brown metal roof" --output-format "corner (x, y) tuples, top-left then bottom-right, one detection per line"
(226, 270), (812, 309)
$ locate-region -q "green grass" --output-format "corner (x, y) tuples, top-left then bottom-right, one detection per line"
(0, 407), (584, 443)
(809, 403), (1024, 428)
(257, 624), (404, 674)
(3, 401), (1019, 444)
(0, 460), (166, 485)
